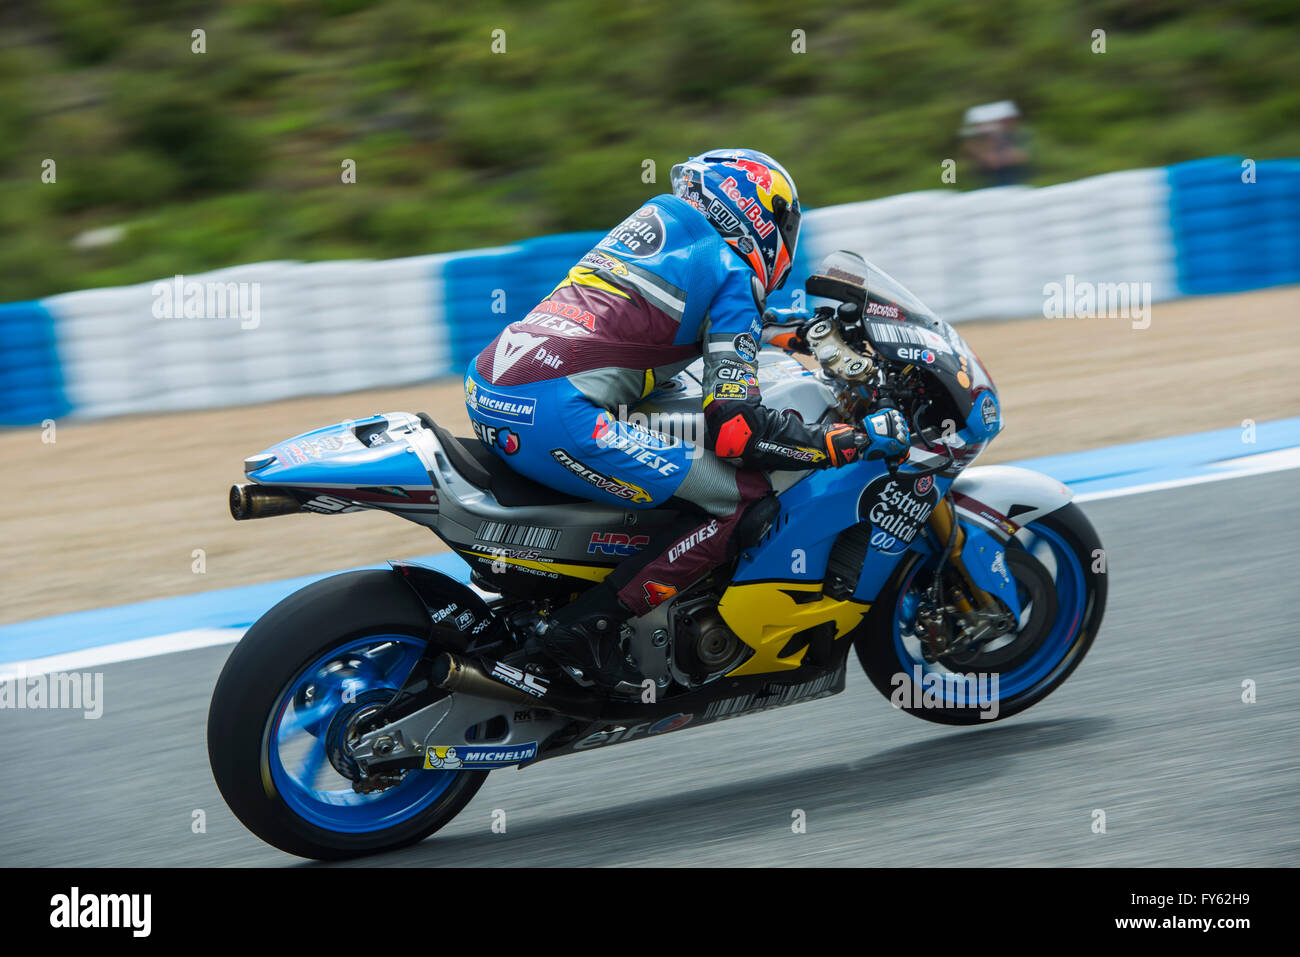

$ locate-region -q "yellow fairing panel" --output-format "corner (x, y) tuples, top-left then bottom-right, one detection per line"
(717, 581), (869, 676)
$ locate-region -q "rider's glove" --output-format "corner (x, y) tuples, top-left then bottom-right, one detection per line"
(823, 412), (911, 468)
(823, 423), (863, 468)
(762, 306), (811, 324)
(856, 409), (911, 462)
(761, 306), (813, 355)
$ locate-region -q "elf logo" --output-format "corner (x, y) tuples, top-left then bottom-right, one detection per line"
(472, 420), (520, 454)
(573, 712), (695, 750)
(897, 347), (935, 364)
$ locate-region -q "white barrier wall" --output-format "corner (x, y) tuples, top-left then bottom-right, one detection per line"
(48, 254), (457, 419)
(3, 156), (1294, 425)
(800, 168), (1179, 322)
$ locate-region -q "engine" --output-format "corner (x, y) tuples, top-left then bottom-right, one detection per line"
(671, 598), (747, 685)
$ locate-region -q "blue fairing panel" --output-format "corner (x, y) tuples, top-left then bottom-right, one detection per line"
(958, 522), (1022, 620)
(246, 419), (432, 489)
(732, 458), (891, 587)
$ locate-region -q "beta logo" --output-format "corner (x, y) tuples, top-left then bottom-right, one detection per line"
(588, 531), (650, 556)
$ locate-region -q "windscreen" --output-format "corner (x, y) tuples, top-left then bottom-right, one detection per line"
(811, 251), (997, 417)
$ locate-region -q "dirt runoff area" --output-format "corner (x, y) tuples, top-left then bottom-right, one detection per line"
(3, 285), (1297, 626)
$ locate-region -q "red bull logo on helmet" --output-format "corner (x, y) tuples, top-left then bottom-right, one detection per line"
(718, 176), (775, 240)
(724, 156), (774, 192)
(722, 155), (794, 214)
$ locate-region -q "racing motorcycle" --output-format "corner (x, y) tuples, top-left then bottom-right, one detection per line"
(208, 251), (1107, 859)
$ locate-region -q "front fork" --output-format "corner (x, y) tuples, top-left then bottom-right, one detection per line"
(927, 498), (998, 611)
(913, 498), (1016, 661)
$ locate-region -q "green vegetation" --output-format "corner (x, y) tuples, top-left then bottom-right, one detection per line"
(2, 0), (1297, 299)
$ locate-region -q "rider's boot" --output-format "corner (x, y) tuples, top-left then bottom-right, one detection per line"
(535, 581), (641, 691)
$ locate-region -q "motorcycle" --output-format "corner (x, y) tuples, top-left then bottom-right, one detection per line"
(207, 250), (1107, 859)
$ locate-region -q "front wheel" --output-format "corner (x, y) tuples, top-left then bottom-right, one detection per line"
(856, 502), (1107, 725)
(207, 570), (488, 860)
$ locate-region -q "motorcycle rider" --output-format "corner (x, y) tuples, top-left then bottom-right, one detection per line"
(464, 148), (910, 690)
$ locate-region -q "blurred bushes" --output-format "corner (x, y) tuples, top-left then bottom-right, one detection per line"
(2, 0), (1298, 300)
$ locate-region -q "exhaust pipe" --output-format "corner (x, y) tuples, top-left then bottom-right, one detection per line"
(229, 483), (302, 521)
(432, 652), (542, 708)
(431, 652), (601, 718)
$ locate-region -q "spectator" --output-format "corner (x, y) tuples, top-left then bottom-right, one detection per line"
(960, 100), (1031, 187)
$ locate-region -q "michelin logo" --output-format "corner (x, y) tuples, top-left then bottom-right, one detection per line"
(424, 743), (539, 769)
(466, 379), (538, 425)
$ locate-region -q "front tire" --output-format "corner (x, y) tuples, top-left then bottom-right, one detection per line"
(207, 570), (488, 860)
(856, 502), (1107, 725)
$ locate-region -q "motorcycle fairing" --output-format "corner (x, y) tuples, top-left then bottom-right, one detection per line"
(809, 251), (998, 423)
(247, 412), (435, 491)
(716, 581), (868, 676)
(950, 465), (1074, 527)
(955, 524), (1023, 621)
(389, 560), (511, 650)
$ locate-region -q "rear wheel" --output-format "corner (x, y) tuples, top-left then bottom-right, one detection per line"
(856, 503), (1107, 725)
(207, 570), (488, 860)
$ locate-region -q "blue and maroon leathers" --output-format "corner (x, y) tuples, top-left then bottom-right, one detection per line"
(465, 194), (851, 615)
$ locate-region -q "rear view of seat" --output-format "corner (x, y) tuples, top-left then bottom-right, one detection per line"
(418, 414), (586, 508)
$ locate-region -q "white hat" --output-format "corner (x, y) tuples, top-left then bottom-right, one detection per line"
(962, 100), (1020, 134)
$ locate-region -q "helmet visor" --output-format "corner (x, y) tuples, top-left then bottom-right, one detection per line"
(772, 194), (800, 264)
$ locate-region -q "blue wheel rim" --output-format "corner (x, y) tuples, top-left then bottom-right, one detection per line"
(265, 635), (458, 833)
(892, 522), (1087, 704)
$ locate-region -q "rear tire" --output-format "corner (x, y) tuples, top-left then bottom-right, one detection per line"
(856, 502), (1107, 725)
(207, 570), (488, 860)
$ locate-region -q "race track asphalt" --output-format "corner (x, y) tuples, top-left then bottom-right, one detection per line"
(3, 470), (1296, 867)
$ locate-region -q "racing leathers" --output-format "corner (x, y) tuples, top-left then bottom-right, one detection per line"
(464, 194), (908, 632)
